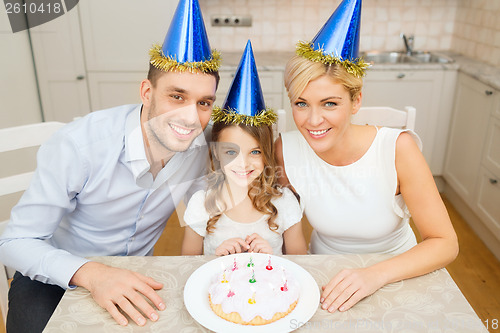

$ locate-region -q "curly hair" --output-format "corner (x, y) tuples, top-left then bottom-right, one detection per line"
(205, 122), (282, 234)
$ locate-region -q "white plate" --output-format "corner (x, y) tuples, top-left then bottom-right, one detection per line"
(184, 253), (319, 333)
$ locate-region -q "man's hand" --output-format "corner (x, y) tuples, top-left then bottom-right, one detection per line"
(71, 262), (165, 326)
(215, 238), (250, 256)
(246, 233), (273, 254)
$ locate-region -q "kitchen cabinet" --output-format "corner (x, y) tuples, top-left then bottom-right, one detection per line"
(29, 5), (90, 122)
(476, 117), (500, 241)
(362, 69), (457, 175)
(87, 72), (144, 111)
(215, 70), (285, 110)
(444, 72), (500, 252)
(443, 73), (496, 204)
(29, 0), (178, 118)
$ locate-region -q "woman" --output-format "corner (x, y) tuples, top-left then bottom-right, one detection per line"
(275, 0), (458, 314)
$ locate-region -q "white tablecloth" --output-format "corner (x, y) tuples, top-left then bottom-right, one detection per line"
(44, 254), (488, 332)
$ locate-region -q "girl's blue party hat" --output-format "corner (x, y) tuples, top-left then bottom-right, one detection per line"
(212, 41), (276, 126)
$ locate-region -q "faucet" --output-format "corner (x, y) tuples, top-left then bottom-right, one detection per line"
(400, 33), (414, 55)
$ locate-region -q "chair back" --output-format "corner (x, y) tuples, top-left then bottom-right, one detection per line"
(273, 109), (287, 140)
(351, 106), (416, 130)
(0, 121), (65, 324)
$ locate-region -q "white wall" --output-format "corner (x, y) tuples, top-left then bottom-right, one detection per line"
(0, 9), (42, 128)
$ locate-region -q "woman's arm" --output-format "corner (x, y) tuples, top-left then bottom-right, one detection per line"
(373, 132), (459, 280)
(320, 132), (458, 312)
(283, 222), (308, 254)
(181, 227), (204, 255)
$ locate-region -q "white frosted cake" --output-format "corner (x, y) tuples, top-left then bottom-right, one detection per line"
(208, 255), (299, 325)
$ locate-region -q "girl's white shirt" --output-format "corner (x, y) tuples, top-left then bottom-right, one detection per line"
(184, 187), (302, 255)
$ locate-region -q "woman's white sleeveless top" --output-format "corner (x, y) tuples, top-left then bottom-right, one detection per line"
(281, 127), (422, 254)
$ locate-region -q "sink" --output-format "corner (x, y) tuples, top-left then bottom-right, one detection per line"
(361, 51), (417, 64)
(410, 51), (455, 64)
(361, 51), (454, 64)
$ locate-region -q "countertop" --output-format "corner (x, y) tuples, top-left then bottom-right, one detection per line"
(219, 50), (500, 91)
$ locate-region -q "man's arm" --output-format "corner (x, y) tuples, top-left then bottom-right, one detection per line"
(0, 130), (89, 287)
(0, 129), (166, 327)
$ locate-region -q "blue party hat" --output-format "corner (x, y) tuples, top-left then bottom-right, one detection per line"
(296, 0), (369, 77)
(212, 41), (276, 126)
(150, 0), (220, 73)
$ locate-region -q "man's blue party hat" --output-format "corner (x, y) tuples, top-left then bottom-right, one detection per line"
(212, 41), (276, 126)
(150, 0), (220, 73)
(296, 0), (369, 77)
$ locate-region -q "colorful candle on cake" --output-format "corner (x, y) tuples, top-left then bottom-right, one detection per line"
(266, 255), (273, 270)
(227, 283), (235, 297)
(232, 257), (238, 271)
(249, 267), (256, 283)
(247, 255), (254, 267)
(248, 287), (256, 304)
(280, 267), (288, 291)
(221, 269), (228, 283)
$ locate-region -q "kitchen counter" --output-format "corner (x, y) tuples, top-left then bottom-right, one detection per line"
(219, 50), (500, 91)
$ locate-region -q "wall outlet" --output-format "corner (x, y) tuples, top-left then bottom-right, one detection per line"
(211, 15), (252, 27)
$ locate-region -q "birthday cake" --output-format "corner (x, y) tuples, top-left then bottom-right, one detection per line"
(208, 255), (300, 325)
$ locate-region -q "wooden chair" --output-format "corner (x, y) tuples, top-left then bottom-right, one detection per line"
(0, 121), (65, 325)
(351, 106), (416, 130)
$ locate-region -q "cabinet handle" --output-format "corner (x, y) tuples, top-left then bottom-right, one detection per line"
(490, 178), (498, 185)
(76, 75), (85, 80)
(397, 73), (405, 79)
(485, 90), (493, 95)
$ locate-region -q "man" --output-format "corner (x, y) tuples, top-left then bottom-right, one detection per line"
(0, 0), (219, 331)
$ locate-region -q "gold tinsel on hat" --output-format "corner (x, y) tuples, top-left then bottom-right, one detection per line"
(149, 44), (221, 73)
(211, 107), (277, 126)
(296, 41), (370, 78)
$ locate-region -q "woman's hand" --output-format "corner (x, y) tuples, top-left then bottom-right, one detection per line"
(320, 267), (386, 313)
(246, 233), (273, 254)
(215, 238), (250, 256)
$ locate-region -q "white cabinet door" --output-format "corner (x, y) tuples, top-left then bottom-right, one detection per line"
(475, 167), (500, 240)
(475, 114), (500, 240)
(443, 73), (494, 205)
(482, 116), (500, 178)
(0, 10), (42, 128)
(362, 70), (445, 174)
(87, 72), (144, 111)
(78, 0), (178, 72)
(29, 6), (90, 122)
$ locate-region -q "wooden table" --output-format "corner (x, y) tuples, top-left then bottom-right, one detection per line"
(44, 254), (488, 332)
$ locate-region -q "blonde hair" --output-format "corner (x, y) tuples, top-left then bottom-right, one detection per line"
(284, 55), (363, 103)
(205, 122), (282, 234)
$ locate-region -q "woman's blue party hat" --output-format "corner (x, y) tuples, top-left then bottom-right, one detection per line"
(150, 0), (220, 73)
(296, 0), (369, 77)
(212, 41), (276, 126)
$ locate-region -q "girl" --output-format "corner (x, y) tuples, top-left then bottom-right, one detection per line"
(181, 40), (307, 256)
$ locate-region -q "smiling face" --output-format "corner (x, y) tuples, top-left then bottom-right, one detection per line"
(140, 70), (217, 154)
(292, 75), (361, 156)
(215, 126), (265, 188)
